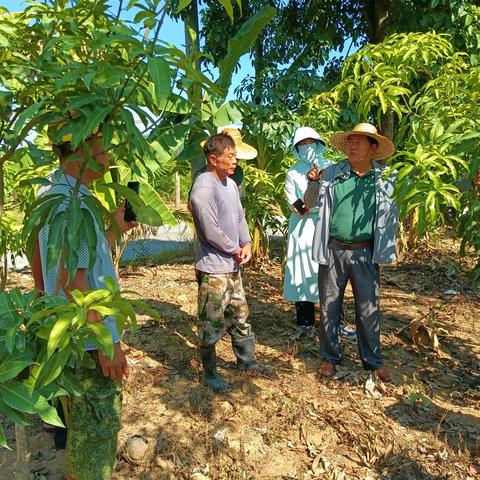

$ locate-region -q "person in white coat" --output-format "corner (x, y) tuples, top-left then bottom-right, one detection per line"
(283, 127), (330, 333)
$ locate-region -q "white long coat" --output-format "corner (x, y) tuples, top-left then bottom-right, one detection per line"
(283, 156), (330, 302)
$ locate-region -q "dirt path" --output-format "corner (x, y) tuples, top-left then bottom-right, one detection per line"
(1, 233), (479, 480)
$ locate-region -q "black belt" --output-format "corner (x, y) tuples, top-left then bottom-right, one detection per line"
(330, 237), (373, 250)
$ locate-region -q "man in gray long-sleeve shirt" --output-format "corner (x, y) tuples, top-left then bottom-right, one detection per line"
(190, 132), (271, 392)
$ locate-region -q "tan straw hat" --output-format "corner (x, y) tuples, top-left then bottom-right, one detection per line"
(201, 127), (258, 160)
(330, 122), (395, 160)
(220, 127), (257, 160)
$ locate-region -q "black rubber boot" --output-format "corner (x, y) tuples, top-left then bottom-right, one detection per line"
(199, 344), (230, 392)
(295, 301), (315, 328)
(231, 334), (273, 376)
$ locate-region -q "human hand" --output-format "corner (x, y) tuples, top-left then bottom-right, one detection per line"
(114, 201), (139, 234)
(87, 309), (101, 323)
(293, 206), (310, 217)
(306, 163), (326, 181)
(97, 343), (129, 382)
(235, 244), (252, 265)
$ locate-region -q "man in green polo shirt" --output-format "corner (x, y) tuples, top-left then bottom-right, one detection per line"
(304, 123), (398, 382)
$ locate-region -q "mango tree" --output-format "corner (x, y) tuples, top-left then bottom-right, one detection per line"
(301, 31), (480, 284)
(0, 3), (276, 479)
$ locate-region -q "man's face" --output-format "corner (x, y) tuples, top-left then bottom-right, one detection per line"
(210, 146), (237, 181)
(84, 136), (110, 180)
(346, 134), (377, 164)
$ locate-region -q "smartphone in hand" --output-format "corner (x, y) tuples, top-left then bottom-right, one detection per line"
(124, 181), (140, 222)
(292, 197), (309, 215)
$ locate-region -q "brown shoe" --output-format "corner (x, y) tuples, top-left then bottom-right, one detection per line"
(375, 367), (391, 383)
(319, 361), (336, 378)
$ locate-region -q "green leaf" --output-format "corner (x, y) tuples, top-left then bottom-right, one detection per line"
(104, 182), (143, 210)
(36, 401), (64, 428)
(94, 65), (125, 88)
(0, 399), (30, 427)
(71, 290), (86, 307)
(35, 345), (71, 388)
(212, 100), (242, 127)
(22, 194), (65, 244)
(5, 322), (18, 354)
(0, 424), (8, 449)
(57, 368), (83, 396)
(217, 6), (276, 91)
(1, 382), (42, 415)
(85, 323), (114, 359)
(218, 0), (234, 22)
(90, 305), (119, 316)
(176, 0), (192, 13)
(0, 351), (34, 382)
(84, 289), (111, 305)
(147, 56), (171, 105)
(71, 106), (112, 148)
(46, 211), (65, 272)
(81, 209), (98, 271)
(137, 181), (177, 227)
(47, 316), (72, 359)
(13, 100), (45, 137)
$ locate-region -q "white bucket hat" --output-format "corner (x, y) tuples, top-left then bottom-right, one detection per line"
(292, 126), (325, 148)
(330, 123), (395, 160)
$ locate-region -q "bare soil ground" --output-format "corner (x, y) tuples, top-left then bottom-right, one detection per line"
(1, 230), (480, 480)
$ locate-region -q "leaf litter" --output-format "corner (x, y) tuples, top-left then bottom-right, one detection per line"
(0, 233), (479, 479)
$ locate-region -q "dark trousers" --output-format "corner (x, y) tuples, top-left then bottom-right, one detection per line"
(295, 301), (315, 327)
(318, 244), (383, 370)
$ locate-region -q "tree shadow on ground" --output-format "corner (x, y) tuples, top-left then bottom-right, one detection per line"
(385, 398), (479, 464)
(117, 291), (290, 479)
(114, 260), (480, 479)
(373, 452), (459, 479)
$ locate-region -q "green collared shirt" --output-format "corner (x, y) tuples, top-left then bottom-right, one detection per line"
(304, 160), (398, 265)
(329, 168), (376, 242)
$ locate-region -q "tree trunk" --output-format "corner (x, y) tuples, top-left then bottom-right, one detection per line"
(381, 111), (394, 139)
(363, 0), (395, 138)
(175, 172), (181, 209)
(253, 36), (264, 105)
(184, 1), (203, 182)
(0, 161), (6, 291)
(184, 0), (200, 58)
(14, 424), (30, 480)
(363, 0), (390, 44)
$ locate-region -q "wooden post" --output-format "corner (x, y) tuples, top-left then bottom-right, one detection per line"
(175, 172), (181, 209)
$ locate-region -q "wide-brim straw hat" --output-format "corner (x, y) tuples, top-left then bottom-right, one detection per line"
(221, 127), (257, 160)
(201, 127), (258, 160)
(330, 123), (395, 160)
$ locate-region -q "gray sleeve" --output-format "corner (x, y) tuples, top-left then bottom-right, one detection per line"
(191, 187), (240, 255)
(237, 192), (251, 246)
(304, 180), (321, 208)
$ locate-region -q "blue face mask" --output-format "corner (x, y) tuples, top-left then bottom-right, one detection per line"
(297, 142), (325, 165)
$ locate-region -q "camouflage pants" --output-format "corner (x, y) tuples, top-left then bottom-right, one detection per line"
(196, 270), (252, 345)
(65, 355), (122, 480)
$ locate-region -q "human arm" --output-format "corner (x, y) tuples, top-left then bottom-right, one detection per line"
(60, 267), (128, 381)
(236, 188), (253, 265)
(304, 164), (326, 209)
(31, 239), (44, 293)
(105, 201), (138, 246)
(285, 171), (309, 216)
